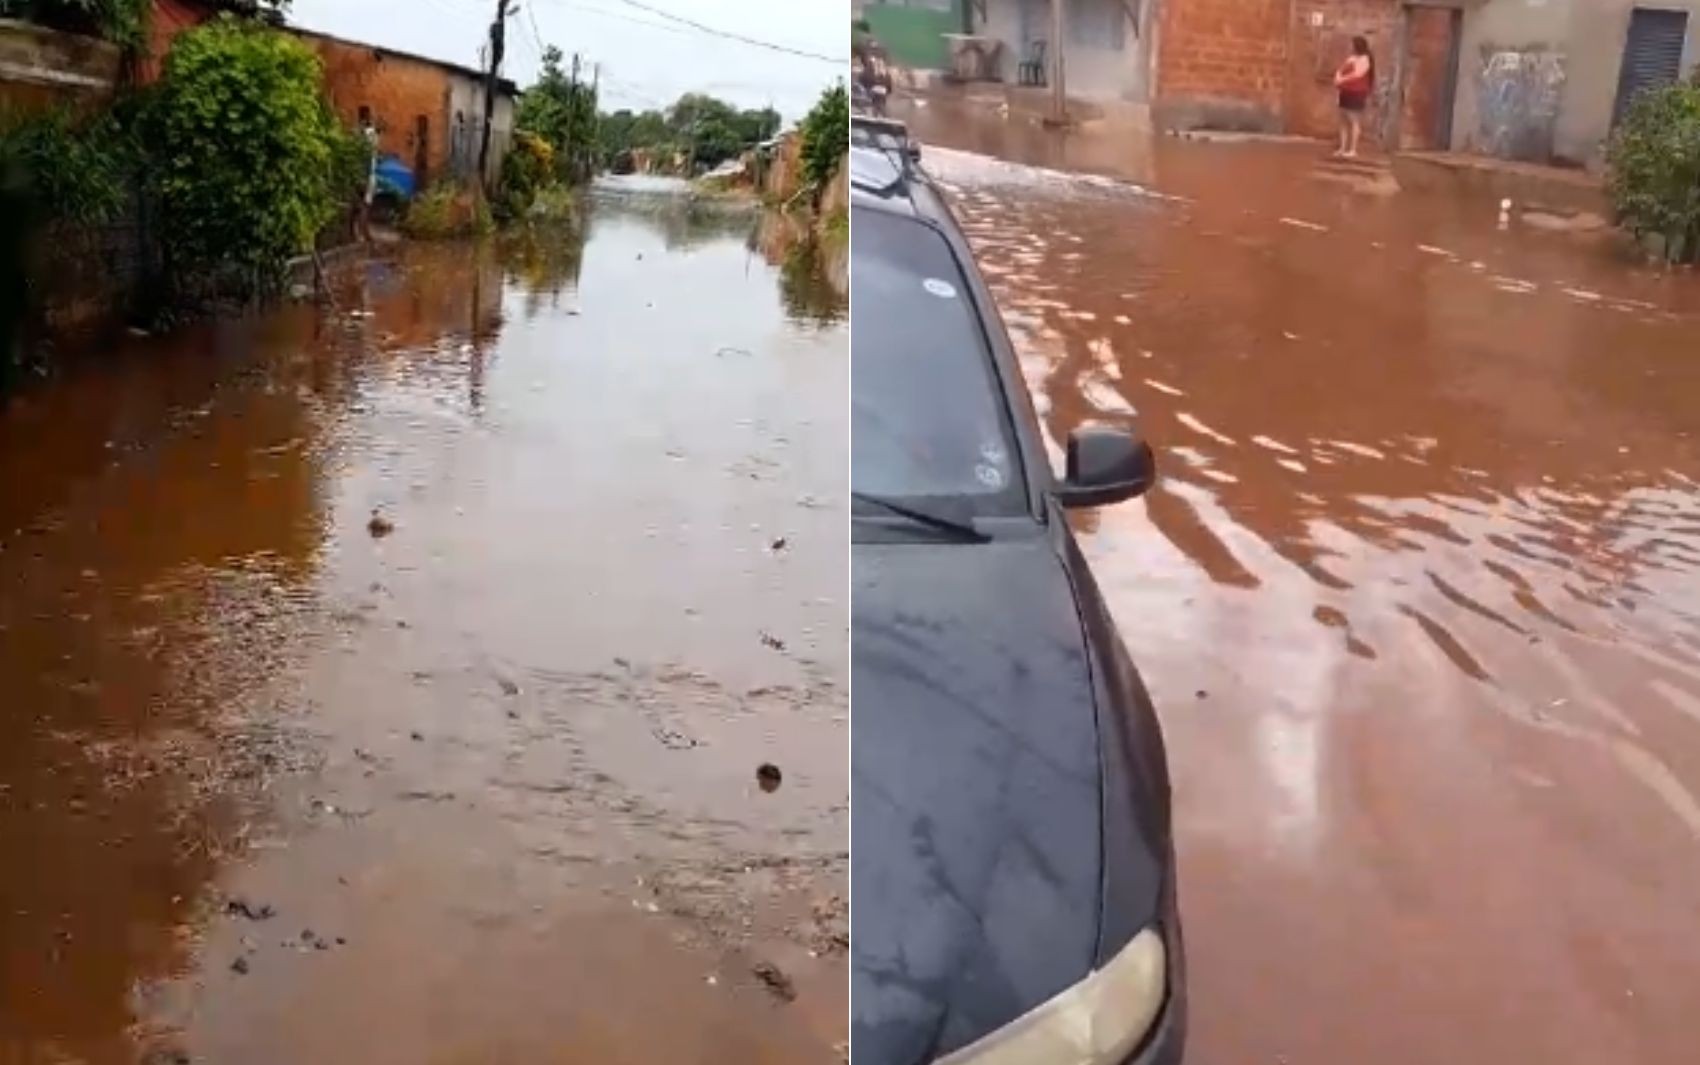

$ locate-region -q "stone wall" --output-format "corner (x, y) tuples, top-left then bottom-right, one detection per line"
(0, 18), (121, 113)
(0, 20), (133, 338)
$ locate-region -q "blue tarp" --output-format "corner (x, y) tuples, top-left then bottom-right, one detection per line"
(374, 155), (415, 200)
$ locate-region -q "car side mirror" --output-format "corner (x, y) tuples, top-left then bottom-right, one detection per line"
(1055, 426), (1155, 508)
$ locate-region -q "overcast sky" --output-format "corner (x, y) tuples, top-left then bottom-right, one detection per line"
(288, 0), (847, 122)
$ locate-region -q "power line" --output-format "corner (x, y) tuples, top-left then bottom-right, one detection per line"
(596, 71), (668, 109)
(603, 0), (846, 64)
(525, 0), (548, 58)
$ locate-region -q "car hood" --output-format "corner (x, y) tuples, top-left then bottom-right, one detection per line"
(852, 536), (1104, 1065)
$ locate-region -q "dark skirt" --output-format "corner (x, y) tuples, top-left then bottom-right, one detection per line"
(1339, 90), (1369, 113)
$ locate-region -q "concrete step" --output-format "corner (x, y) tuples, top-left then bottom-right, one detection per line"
(1314, 154), (1393, 175)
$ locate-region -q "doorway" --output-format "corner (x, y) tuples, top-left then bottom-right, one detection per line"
(1397, 4), (1463, 151)
(1612, 7), (1689, 128)
(414, 115), (431, 190)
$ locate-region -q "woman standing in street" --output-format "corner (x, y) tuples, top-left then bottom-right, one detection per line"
(1333, 36), (1376, 158)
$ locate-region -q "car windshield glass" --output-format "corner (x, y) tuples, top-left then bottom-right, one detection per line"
(851, 207), (1024, 515)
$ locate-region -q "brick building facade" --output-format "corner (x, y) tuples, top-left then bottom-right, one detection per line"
(139, 0), (220, 82)
(1153, 0), (1289, 131)
(1153, 0), (1462, 151)
(289, 30), (517, 190)
(136, 4), (518, 189)
(295, 29), (513, 188)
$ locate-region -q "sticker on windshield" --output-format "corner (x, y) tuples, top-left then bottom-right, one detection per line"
(975, 463), (1006, 489)
(979, 441), (1007, 466)
(922, 278), (958, 299)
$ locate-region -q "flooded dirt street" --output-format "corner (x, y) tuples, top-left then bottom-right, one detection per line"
(900, 98), (1700, 1065)
(0, 178), (846, 1064)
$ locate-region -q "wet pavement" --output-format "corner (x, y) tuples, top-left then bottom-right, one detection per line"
(898, 98), (1700, 1065)
(0, 177), (847, 1064)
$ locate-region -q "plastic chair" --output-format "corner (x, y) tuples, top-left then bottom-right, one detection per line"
(1018, 39), (1048, 86)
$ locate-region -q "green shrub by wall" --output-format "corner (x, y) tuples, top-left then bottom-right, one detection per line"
(1607, 81), (1700, 263)
(150, 17), (351, 297)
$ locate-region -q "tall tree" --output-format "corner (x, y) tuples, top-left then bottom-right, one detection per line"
(515, 46), (600, 182)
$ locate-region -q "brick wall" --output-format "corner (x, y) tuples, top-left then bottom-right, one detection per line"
(1155, 0), (1289, 131)
(139, 0), (217, 83)
(1286, 0), (1403, 141)
(298, 34), (454, 188)
(1155, 0), (1426, 141)
(0, 18), (123, 112)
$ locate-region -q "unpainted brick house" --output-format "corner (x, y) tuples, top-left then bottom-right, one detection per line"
(145, 2), (522, 188)
(289, 28), (519, 191)
(955, 0), (1451, 146)
(1152, 0), (1467, 151)
(945, 0), (1700, 166)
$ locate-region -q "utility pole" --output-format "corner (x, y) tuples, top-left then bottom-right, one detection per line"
(1049, 0), (1067, 125)
(478, 0), (515, 194)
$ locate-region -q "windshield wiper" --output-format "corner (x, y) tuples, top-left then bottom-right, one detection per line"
(852, 491), (989, 543)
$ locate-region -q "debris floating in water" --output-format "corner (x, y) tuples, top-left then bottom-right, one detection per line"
(752, 960), (797, 1001)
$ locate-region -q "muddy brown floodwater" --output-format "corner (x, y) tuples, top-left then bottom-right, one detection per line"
(0, 178), (846, 1064)
(899, 98), (1700, 1065)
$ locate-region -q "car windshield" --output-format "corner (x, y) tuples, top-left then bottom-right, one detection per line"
(851, 206), (1025, 516)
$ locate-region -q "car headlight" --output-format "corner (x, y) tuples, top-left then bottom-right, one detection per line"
(934, 928), (1167, 1065)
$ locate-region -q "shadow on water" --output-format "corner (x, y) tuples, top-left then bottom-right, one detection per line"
(0, 176), (847, 1063)
(501, 228), (586, 319)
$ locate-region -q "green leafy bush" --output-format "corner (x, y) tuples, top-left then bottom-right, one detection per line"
(0, 106), (135, 378)
(799, 84), (848, 193)
(0, 107), (132, 224)
(515, 46), (599, 182)
(149, 16), (346, 295)
(524, 183), (578, 227)
(494, 130), (554, 222)
(822, 206), (848, 250)
(1607, 81), (1700, 262)
(401, 182), (493, 240)
(324, 115), (372, 209)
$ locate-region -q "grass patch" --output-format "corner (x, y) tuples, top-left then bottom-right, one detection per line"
(401, 183), (494, 240)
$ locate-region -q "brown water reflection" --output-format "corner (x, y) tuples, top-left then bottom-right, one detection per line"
(0, 188), (845, 1063)
(903, 98), (1700, 1065)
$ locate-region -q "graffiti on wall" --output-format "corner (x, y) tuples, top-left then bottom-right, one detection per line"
(1474, 46), (1566, 162)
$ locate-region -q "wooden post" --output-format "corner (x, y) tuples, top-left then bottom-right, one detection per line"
(477, 0), (511, 195)
(1050, 0), (1068, 124)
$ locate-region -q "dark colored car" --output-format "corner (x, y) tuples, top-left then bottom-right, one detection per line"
(850, 138), (1186, 1065)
